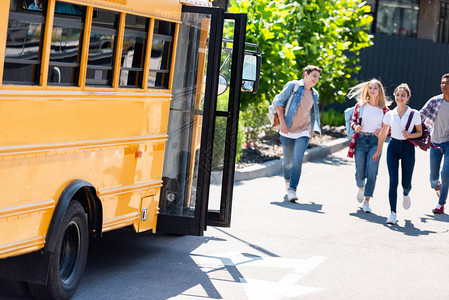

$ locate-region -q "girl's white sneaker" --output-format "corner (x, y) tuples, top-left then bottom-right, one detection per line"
(362, 201), (371, 213)
(287, 189), (298, 202)
(386, 212), (397, 224)
(357, 187), (364, 203)
(403, 194), (411, 209)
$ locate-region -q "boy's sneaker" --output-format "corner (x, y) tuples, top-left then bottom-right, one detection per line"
(402, 194), (411, 210)
(362, 201), (371, 213)
(357, 187), (364, 203)
(433, 205), (445, 214)
(386, 212), (397, 224)
(287, 189), (298, 202)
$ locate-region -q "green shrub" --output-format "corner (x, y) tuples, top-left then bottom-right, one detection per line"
(320, 108), (344, 126)
(211, 91), (245, 170)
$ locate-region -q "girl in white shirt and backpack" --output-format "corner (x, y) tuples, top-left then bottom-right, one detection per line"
(373, 83), (423, 224)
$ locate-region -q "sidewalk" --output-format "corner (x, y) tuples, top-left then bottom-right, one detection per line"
(211, 137), (350, 184)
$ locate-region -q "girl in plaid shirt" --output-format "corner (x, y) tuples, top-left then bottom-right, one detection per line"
(348, 79), (389, 213)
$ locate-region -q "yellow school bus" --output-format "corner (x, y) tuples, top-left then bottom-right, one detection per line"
(0, 0), (260, 299)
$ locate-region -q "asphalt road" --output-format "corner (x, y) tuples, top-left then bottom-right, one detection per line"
(2, 143), (449, 299)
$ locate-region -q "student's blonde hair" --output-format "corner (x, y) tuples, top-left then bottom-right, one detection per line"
(347, 79), (390, 109)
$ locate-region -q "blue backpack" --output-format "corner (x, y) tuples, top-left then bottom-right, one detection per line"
(344, 104), (364, 137)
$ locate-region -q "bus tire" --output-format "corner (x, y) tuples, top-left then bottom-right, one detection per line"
(28, 201), (89, 300)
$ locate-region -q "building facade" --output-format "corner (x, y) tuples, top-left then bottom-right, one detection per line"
(359, 0), (449, 108)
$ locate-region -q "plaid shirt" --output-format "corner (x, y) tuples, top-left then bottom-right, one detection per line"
(420, 94), (444, 129)
(347, 103), (389, 158)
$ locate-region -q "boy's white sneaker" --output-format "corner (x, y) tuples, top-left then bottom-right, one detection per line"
(357, 187), (364, 203)
(386, 212), (397, 224)
(403, 194), (411, 210)
(362, 201), (371, 213)
(287, 189), (298, 202)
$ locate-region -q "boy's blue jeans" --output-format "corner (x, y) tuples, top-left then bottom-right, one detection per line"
(280, 135), (309, 192)
(387, 138), (415, 213)
(354, 134), (380, 198)
(430, 141), (449, 206)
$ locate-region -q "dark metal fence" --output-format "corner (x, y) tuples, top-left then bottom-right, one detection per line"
(356, 33), (449, 109)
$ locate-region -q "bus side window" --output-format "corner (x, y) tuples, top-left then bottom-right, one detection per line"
(119, 15), (147, 88)
(3, 0), (46, 85)
(48, 1), (85, 86)
(148, 20), (175, 89)
(86, 8), (118, 87)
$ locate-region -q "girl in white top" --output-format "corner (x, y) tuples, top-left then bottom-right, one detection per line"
(348, 79), (390, 213)
(373, 83), (422, 224)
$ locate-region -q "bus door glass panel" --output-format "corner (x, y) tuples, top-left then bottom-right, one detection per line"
(206, 14), (246, 228)
(208, 19), (235, 212)
(160, 11), (211, 220)
(4, 0), (45, 84)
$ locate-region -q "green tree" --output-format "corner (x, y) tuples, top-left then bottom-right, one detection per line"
(229, 0), (373, 136)
(229, 0), (298, 140)
(286, 0), (373, 109)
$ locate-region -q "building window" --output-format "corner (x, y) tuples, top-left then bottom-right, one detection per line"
(438, 2), (449, 43)
(368, 0), (419, 37)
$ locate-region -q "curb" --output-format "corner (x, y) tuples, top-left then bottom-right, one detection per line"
(211, 137), (350, 184)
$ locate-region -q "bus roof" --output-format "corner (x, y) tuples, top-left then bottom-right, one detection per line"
(66, 0), (211, 22)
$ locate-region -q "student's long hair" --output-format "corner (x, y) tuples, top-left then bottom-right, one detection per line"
(347, 79), (390, 109)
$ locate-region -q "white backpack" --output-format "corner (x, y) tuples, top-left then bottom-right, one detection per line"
(268, 81), (300, 127)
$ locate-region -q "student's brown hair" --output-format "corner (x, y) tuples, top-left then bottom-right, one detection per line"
(394, 83), (411, 98)
(304, 65), (322, 75)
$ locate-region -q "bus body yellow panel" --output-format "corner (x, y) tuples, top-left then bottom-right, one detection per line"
(0, 92), (170, 258)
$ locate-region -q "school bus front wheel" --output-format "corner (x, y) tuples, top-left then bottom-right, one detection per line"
(27, 201), (89, 300)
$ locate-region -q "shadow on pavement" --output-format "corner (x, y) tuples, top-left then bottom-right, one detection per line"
(72, 227), (226, 300)
(214, 227), (279, 257)
(350, 209), (387, 225)
(350, 210), (437, 236)
(420, 213), (449, 226)
(309, 155), (351, 166)
(270, 197), (325, 214)
(397, 220), (437, 236)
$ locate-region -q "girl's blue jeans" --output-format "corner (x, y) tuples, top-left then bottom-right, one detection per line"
(354, 134), (380, 198)
(280, 135), (309, 192)
(430, 141), (449, 206)
(387, 138), (415, 213)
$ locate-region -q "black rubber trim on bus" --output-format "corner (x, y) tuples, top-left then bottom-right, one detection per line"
(44, 180), (103, 254)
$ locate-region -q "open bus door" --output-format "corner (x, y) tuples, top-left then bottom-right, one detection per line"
(157, 5), (260, 235)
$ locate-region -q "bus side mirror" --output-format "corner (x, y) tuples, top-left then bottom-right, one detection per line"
(241, 52), (261, 94)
